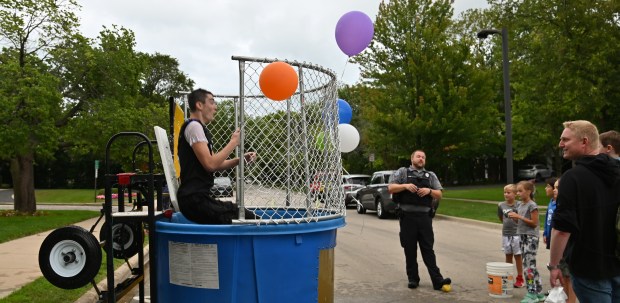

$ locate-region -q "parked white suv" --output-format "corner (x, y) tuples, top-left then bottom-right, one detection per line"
(342, 174), (371, 208)
(517, 164), (553, 181)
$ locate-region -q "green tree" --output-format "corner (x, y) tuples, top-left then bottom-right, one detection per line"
(338, 85), (381, 175)
(52, 26), (194, 176)
(0, 0), (79, 212)
(51, 27), (194, 157)
(140, 52), (194, 103)
(352, 0), (503, 181)
(1, 0), (195, 210)
(481, 0), (620, 171)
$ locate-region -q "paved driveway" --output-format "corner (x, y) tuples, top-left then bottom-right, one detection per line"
(0, 189), (12, 203)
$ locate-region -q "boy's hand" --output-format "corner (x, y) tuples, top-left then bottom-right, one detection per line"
(230, 128), (241, 146)
(243, 152), (257, 164)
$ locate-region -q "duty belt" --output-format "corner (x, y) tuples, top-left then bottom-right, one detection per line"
(398, 204), (431, 213)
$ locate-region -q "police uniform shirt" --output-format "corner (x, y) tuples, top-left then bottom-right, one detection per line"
(390, 166), (443, 191)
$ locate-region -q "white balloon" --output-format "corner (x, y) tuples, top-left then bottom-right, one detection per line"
(338, 123), (360, 153)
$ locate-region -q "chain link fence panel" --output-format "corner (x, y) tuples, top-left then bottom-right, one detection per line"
(174, 56), (345, 224)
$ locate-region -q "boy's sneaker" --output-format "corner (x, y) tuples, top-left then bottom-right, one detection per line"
(519, 292), (539, 303)
(513, 275), (525, 288)
(537, 293), (546, 302)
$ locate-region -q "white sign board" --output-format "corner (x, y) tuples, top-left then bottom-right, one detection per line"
(168, 241), (219, 289)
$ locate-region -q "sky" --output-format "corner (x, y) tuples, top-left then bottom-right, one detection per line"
(77, 0), (489, 95)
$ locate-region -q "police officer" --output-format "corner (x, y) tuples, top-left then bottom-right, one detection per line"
(388, 150), (451, 290)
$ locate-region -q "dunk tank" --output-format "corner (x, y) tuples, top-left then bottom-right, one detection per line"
(156, 56), (347, 303)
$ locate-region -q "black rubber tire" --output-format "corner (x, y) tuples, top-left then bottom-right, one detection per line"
(376, 198), (389, 219)
(100, 221), (142, 259)
(356, 201), (366, 214)
(38, 225), (102, 289)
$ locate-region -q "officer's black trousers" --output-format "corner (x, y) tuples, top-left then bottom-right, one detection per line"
(399, 211), (444, 288)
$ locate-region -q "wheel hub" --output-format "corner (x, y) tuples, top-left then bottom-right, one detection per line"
(62, 250), (77, 264)
(49, 240), (86, 277)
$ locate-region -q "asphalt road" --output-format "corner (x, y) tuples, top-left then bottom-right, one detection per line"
(1, 187), (552, 302)
(117, 210), (550, 303)
(333, 211), (550, 303)
(0, 189), (12, 203)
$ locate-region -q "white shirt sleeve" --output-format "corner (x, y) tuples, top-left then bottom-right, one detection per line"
(184, 121), (209, 147)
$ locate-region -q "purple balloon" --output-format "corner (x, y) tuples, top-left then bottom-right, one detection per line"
(335, 11), (374, 57)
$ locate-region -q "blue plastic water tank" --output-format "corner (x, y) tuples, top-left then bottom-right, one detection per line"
(155, 210), (345, 303)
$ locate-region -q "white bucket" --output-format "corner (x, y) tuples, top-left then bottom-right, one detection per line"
(486, 262), (514, 298)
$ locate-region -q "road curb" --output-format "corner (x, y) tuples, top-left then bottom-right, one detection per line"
(435, 214), (502, 230)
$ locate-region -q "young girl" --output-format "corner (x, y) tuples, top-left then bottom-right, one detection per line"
(543, 177), (558, 249)
(497, 184), (524, 288)
(508, 180), (543, 303)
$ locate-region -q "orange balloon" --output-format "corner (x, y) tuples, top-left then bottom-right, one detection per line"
(259, 61), (298, 101)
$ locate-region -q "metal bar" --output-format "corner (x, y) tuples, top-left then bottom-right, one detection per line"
(104, 175), (115, 303)
(501, 27), (513, 184)
(237, 59), (246, 219)
(229, 212), (343, 225)
(103, 132), (154, 303)
(284, 74), (293, 207)
(231, 55), (337, 78)
(297, 66), (311, 209)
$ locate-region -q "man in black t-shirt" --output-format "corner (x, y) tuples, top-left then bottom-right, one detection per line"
(550, 120), (620, 302)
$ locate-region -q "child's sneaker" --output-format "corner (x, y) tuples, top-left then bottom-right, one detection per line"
(514, 275), (525, 288)
(520, 292), (539, 303)
(536, 293), (546, 302)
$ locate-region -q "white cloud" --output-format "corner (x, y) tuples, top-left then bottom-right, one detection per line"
(77, 0), (488, 95)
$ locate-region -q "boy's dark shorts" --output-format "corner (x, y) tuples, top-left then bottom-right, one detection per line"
(178, 192), (255, 224)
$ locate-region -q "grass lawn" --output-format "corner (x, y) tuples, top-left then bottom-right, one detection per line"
(35, 184), (552, 204)
(443, 183), (552, 206)
(0, 210), (100, 244)
(0, 252), (124, 303)
(35, 189), (100, 204)
(0, 208), (136, 303)
(0, 186), (547, 302)
(438, 198), (547, 227)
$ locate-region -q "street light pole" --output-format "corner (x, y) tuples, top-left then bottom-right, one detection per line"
(477, 27), (513, 183)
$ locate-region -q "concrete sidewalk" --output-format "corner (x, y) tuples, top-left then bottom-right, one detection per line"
(0, 216), (102, 299)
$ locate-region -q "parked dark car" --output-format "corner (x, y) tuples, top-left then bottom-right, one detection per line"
(517, 164), (553, 181)
(343, 174), (371, 208)
(355, 170), (397, 219)
(210, 177), (233, 197)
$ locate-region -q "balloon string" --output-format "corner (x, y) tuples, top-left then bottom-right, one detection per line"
(340, 58), (349, 80)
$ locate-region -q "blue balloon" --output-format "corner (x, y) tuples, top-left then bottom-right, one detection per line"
(338, 99), (352, 124)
